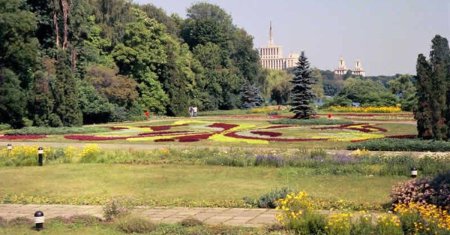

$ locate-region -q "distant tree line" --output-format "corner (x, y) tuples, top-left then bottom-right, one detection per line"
(0, 0), (265, 128)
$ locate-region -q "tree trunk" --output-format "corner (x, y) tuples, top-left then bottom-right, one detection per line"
(59, 0), (70, 50)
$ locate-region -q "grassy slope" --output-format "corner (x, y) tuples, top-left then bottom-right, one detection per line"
(0, 164), (405, 207)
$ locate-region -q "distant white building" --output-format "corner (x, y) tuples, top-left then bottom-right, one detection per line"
(334, 57), (365, 77)
(257, 22), (299, 70)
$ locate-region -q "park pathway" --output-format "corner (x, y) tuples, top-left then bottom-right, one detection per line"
(0, 204), (278, 227)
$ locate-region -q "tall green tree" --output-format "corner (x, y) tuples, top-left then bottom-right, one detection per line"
(414, 54), (434, 139)
(0, 69), (26, 128)
(290, 52), (316, 119)
(429, 35), (449, 140)
(112, 8), (169, 114)
(53, 51), (83, 126)
(0, 0), (39, 88)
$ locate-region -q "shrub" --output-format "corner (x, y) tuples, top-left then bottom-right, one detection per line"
(276, 191), (327, 234)
(246, 188), (294, 208)
(117, 215), (156, 233)
(347, 138), (450, 152)
(255, 155), (284, 167)
(103, 197), (133, 221)
(0, 124), (11, 131)
(394, 202), (450, 234)
(375, 215), (403, 235)
(325, 213), (352, 235)
(180, 217), (203, 227)
(270, 118), (352, 125)
(391, 172), (450, 211)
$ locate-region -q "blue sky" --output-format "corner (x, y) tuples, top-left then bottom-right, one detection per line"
(135, 0), (450, 76)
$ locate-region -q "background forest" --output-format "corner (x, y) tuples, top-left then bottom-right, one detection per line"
(0, 0), (416, 128)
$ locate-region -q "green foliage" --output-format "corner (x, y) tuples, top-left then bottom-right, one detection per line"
(0, 124), (11, 131)
(270, 118), (352, 125)
(241, 83), (264, 109)
(29, 71), (57, 127)
(245, 188), (294, 208)
(388, 74), (417, 111)
(180, 217), (203, 227)
(348, 138), (450, 152)
(78, 80), (114, 124)
(0, 69), (26, 128)
(415, 35), (450, 140)
(290, 52), (316, 119)
(53, 51), (83, 126)
(116, 215), (156, 233)
(336, 77), (398, 107)
(103, 197), (134, 221)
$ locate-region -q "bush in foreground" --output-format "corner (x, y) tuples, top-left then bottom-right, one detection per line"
(347, 138), (450, 152)
(117, 215), (156, 234)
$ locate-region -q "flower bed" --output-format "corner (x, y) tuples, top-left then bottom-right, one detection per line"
(250, 131), (282, 137)
(138, 131), (190, 136)
(385, 134), (416, 139)
(207, 123), (239, 131)
(139, 124), (187, 131)
(64, 135), (128, 141)
(0, 135), (47, 140)
(225, 131), (328, 142)
(312, 123), (387, 133)
(109, 127), (129, 130)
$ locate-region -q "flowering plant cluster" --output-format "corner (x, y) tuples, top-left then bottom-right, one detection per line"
(327, 106), (402, 113)
(0, 134), (46, 140)
(394, 202), (450, 233)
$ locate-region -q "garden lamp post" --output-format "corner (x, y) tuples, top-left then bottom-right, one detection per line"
(6, 143), (12, 151)
(37, 147), (44, 166)
(34, 210), (44, 231)
(411, 167), (417, 178)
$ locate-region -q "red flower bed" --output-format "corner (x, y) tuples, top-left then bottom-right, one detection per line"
(0, 135), (47, 140)
(64, 135), (128, 141)
(175, 133), (214, 142)
(225, 132), (328, 142)
(250, 131), (282, 137)
(109, 127), (129, 130)
(208, 123), (238, 131)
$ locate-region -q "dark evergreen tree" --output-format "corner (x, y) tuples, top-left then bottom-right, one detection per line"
(53, 51), (83, 126)
(0, 69), (26, 128)
(290, 52), (316, 119)
(29, 71), (58, 127)
(414, 54), (433, 139)
(241, 83), (263, 109)
(429, 35), (449, 140)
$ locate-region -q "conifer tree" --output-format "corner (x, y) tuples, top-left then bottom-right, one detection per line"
(53, 50), (83, 126)
(241, 82), (263, 109)
(429, 35), (449, 140)
(414, 54), (433, 139)
(290, 52), (316, 119)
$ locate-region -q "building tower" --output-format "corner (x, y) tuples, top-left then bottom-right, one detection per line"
(352, 60), (365, 76)
(257, 22), (299, 70)
(334, 57), (348, 76)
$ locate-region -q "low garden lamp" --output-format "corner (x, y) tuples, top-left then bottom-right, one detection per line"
(6, 143), (12, 151)
(34, 210), (44, 230)
(411, 167), (418, 178)
(37, 147), (44, 166)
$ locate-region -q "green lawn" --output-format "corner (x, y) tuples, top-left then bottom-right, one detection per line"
(0, 164), (405, 209)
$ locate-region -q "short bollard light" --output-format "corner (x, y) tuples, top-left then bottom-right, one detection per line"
(7, 143), (12, 151)
(34, 211), (44, 231)
(37, 147), (44, 166)
(411, 167), (418, 178)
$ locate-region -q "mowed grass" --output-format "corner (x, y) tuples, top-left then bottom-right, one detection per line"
(0, 164), (405, 207)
